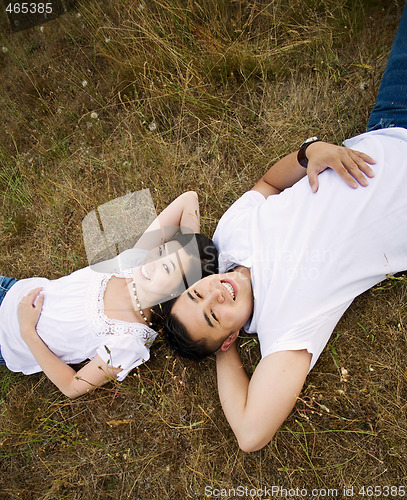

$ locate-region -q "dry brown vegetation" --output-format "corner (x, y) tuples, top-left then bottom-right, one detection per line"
(0, 0), (406, 498)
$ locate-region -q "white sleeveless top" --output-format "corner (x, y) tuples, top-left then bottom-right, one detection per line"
(0, 266), (157, 381)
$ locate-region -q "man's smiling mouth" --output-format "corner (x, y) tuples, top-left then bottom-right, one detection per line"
(221, 280), (235, 300)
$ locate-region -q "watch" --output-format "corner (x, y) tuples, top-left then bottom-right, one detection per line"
(297, 136), (321, 168)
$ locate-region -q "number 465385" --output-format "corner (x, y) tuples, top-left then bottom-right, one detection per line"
(6, 3), (53, 14)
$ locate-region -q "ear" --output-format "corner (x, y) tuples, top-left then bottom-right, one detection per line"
(219, 331), (239, 351)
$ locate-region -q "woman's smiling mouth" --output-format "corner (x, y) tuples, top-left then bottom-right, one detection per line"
(140, 264), (151, 280)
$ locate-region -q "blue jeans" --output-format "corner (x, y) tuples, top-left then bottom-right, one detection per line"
(367, 3), (407, 131)
(0, 276), (18, 364)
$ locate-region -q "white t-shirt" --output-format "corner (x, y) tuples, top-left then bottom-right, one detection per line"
(0, 250), (157, 381)
(213, 128), (407, 370)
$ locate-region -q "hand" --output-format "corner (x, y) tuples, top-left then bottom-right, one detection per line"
(18, 287), (44, 338)
(306, 142), (376, 193)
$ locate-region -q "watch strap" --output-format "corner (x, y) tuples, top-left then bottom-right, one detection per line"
(297, 136), (321, 168)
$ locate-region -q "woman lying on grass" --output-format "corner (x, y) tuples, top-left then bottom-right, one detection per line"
(0, 191), (217, 398)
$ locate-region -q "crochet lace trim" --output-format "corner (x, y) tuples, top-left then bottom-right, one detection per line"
(88, 270), (156, 343)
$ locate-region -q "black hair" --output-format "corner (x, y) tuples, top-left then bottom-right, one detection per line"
(163, 303), (224, 361)
(169, 232), (218, 277)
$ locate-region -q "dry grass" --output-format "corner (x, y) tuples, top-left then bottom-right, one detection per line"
(0, 0), (406, 498)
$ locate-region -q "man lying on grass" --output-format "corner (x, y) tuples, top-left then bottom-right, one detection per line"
(163, 5), (407, 452)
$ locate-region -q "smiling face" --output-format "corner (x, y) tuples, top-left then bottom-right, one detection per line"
(132, 241), (194, 308)
(171, 268), (254, 350)
(143, 240), (182, 265)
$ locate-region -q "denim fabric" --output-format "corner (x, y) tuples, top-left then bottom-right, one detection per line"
(367, 3), (407, 131)
(0, 276), (18, 364)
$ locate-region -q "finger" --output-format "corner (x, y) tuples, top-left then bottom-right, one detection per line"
(349, 151), (375, 178)
(342, 160), (368, 186)
(19, 297), (35, 308)
(35, 293), (45, 308)
(21, 288), (43, 306)
(19, 294), (33, 304)
(350, 149), (376, 165)
(307, 169), (319, 193)
(341, 154), (375, 186)
(331, 160), (359, 188)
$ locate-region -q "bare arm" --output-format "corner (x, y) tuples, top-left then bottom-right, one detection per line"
(251, 142), (375, 198)
(18, 288), (122, 399)
(216, 343), (312, 452)
(135, 191), (200, 249)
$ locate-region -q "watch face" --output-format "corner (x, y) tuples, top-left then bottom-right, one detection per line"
(301, 136), (319, 147)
